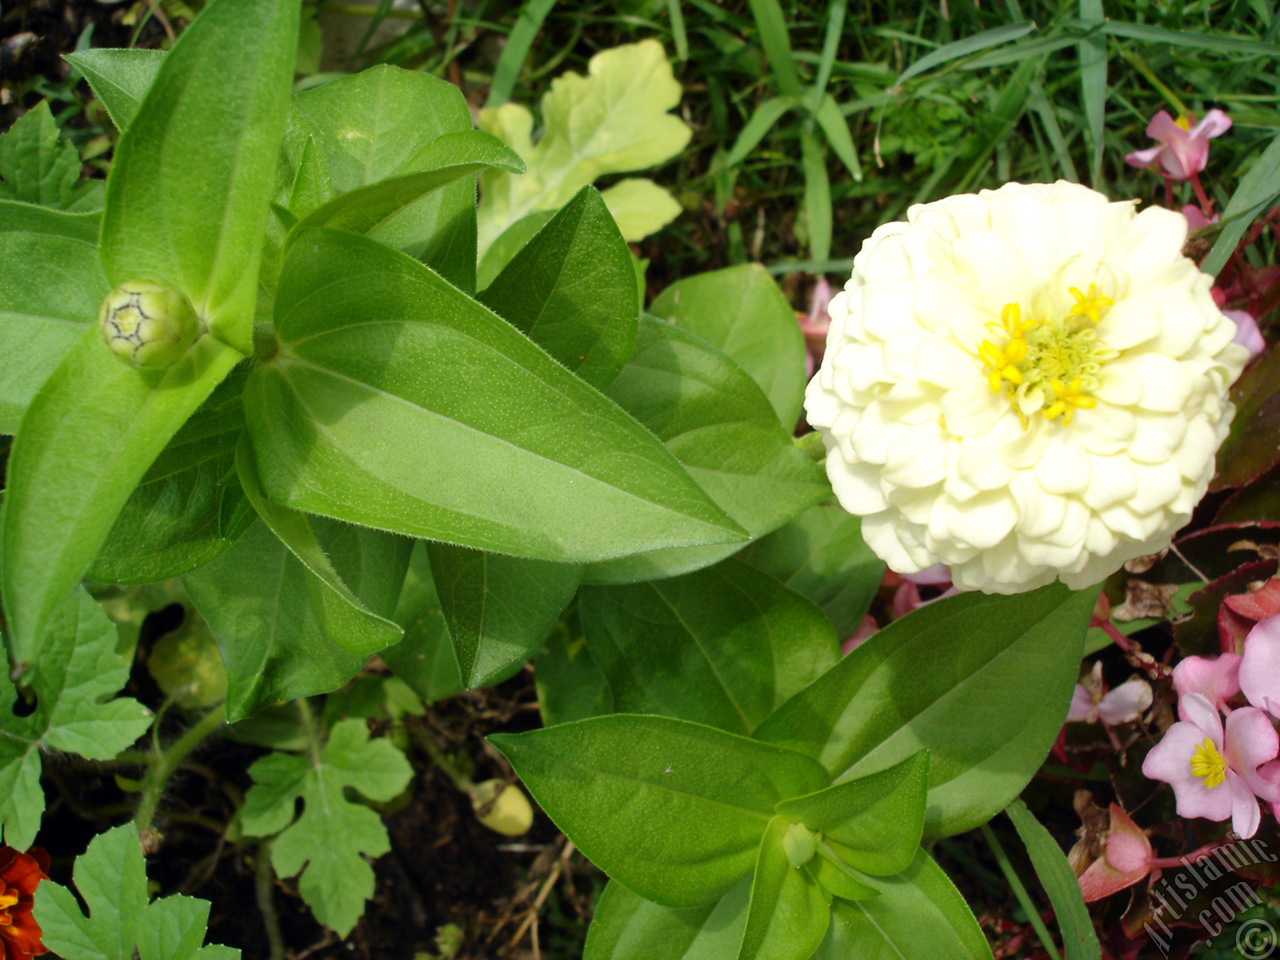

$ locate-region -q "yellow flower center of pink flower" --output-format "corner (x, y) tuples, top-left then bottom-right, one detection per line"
(977, 286), (1116, 428)
(1190, 737), (1227, 789)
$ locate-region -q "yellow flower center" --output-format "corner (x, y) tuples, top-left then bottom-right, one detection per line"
(0, 892), (15, 911)
(1189, 737), (1227, 789)
(1175, 114), (1192, 131)
(978, 286), (1116, 428)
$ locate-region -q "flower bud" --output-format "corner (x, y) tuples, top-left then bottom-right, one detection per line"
(469, 779), (534, 837)
(99, 280), (200, 369)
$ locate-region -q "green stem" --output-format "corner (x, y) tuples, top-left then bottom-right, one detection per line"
(979, 823), (1063, 960)
(133, 703), (227, 834)
(408, 724), (472, 792)
(1117, 48), (1189, 118)
(254, 839), (287, 960)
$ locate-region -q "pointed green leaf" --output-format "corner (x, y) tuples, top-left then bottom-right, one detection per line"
(63, 49), (165, 132)
(2, 329), (240, 670)
(534, 620), (614, 726)
(489, 715), (829, 908)
(89, 368), (251, 583)
(585, 877), (752, 960)
(244, 228), (745, 562)
(477, 210), (556, 289)
(183, 518), (408, 721)
(739, 816), (830, 960)
(236, 438), (404, 656)
(815, 849), (993, 960)
(0, 588), (152, 848)
(98, 0), (299, 354)
(586, 316), (826, 581)
(776, 752), (928, 876)
(136, 896), (235, 960)
(380, 542), (463, 702)
(34, 823), (150, 960)
(737, 504), (883, 640)
(240, 718), (413, 935)
(479, 185), (637, 390)
(426, 542), (579, 688)
(649, 265), (806, 428)
(0, 101), (100, 210)
(579, 559), (839, 735)
(754, 585), (1094, 840)
(0, 201), (107, 433)
(807, 846), (878, 902)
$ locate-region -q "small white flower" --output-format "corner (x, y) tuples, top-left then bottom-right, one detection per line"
(806, 181), (1248, 594)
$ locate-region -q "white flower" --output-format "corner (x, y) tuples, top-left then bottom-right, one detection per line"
(805, 181), (1248, 595)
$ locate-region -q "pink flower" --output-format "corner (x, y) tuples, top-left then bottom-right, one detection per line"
(1182, 204), (1219, 232)
(1141, 693), (1279, 838)
(1124, 109), (1232, 180)
(1241, 615), (1280, 718)
(1068, 662), (1152, 725)
(1077, 804), (1154, 902)
(1224, 309), (1265, 360)
(798, 278), (832, 378)
(1172, 654), (1242, 716)
(841, 614), (878, 655)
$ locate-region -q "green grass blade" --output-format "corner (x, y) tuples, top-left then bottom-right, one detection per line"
(800, 131), (832, 262)
(1026, 80), (1079, 183)
(1077, 0), (1107, 186)
(898, 22), (1037, 86)
(814, 93), (862, 181)
(667, 0), (689, 61)
(1203, 129), (1280, 276)
(808, 0), (848, 118)
(1005, 800), (1102, 960)
(486, 0), (558, 107)
(980, 823), (1063, 960)
(724, 97), (796, 169)
(746, 0), (804, 98)
(1098, 21), (1280, 57)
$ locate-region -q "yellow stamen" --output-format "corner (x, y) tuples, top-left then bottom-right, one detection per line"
(0, 892), (16, 910)
(1067, 284), (1114, 325)
(1175, 114), (1192, 131)
(1190, 737), (1227, 789)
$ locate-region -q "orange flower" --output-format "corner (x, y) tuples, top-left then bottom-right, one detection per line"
(0, 846), (49, 960)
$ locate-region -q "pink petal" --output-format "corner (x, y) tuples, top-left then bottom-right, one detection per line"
(1224, 707), (1280, 802)
(1077, 806), (1151, 902)
(1228, 770), (1263, 839)
(1241, 615), (1280, 718)
(1146, 110), (1186, 143)
(1225, 310), (1265, 359)
(1173, 654), (1242, 715)
(1106, 831), (1151, 874)
(1125, 145), (1164, 169)
(1164, 140), (1202, 179)
(1098, 678), (1153, 725)
(1181, 692), (1225, 745)
(1068, 684), (1099, 723)
(902, 563), (952, 586)
(842, 615), (878, 655)
(1141, 718), (1234, 822)
(1190, 108), (1232, 140)
(1224, 580), (1280, 622)
(1182, 204), (1219, 232)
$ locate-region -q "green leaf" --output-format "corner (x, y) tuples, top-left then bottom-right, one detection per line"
(579, 558), (839, 735)
(744, 0), (802, 98)
(586, 316), (826, 581)
(775, 751), (928, 876)
(478, 185), (637, 390)
(380, 542), (463, 702)
(63, 49), (165, 131)
(1203, 138), (1280, 281)
(36, 822), (240, 960)
(598, 178), (683, 242)
(0, 101), (100, 210)
(293, 63), (486, 293)
(236, 438), (404, 656)
(290, 130), (523, 239)
(739, 817), (829, 960)
(2, 329), (239, 669)
(34, 823), (149, 960)
(754, 585), (1094, 840)
(585, 877), (752, 960)
(723, 97), (795, 170)
(476, 210), (556, 290)
(799, 132), (831, 263)
(0, 201), (107, 433)
(245, 228), (745, 562)
(813, 94), (861, 182)
(98, 0), (299, 354)
(89, 368), (251, 583)
(427, 542), (580, 688)
(1005, 799), (1101, 960)
(477, 40), (691, 253)
(485, 0), (557, 108)
(649, 264), (807, 428)
(183, 518), (406, 721)
(896, 23), (1037, 85)
(0, 587), (152, 848)
(815, 848), (993, 960)
(737, 504), (884, 640)
(1077, 0), (1106, 185)
(490, 715), (830, 908)
(240, 718), (413, 935)
(534, 619), (614, 726)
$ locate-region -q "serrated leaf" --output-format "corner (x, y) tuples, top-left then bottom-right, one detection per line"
(240, 718), (413, 936)
(649, 265), (806, 429)
(34, 822), (240, 960)
(586, 316), (827, 582)
(490, 714), (830, 908)
(63, 49), (165, 132)
(0, 588), (152, 848)
(476, 40), (691, 253)
(183, 518), (408, 721)
(737, 504), (884, 640)
(754, 585), (1094, 840)
(0, 201), (107, 434)
(244, 228), (745, 562)
(598, 178), (683, 242)
(0, 101), (100, 210)
(579, 558), (839, 735)
(584, 876), (752, 960)
(478, 185), (637, 390)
